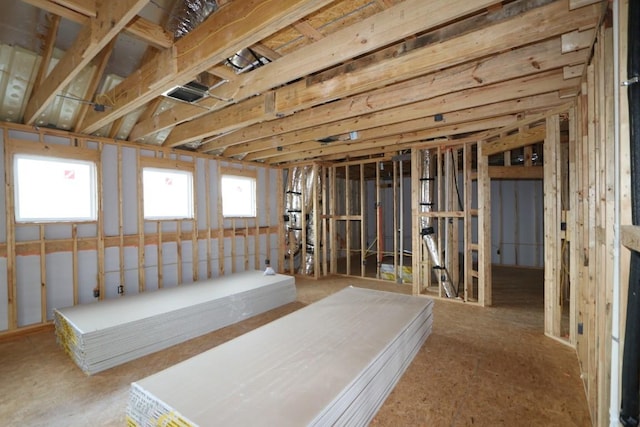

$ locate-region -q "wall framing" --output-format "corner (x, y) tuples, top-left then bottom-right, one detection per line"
(0, 122), (280, 336)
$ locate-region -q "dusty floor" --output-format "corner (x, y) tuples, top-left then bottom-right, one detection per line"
(0, 267), (590, 426)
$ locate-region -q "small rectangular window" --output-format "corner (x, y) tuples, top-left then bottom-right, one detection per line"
(14, 154), (97, 222)
(143, 167), (194, 219)
(221, 173), (256, 218)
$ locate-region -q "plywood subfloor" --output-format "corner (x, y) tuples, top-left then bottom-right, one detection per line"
(0, 266), (590, 426)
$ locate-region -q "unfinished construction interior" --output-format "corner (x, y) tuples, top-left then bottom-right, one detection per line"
(0, 0), (638, 425)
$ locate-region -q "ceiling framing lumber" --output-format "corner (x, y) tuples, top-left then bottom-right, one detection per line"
(202, 42), (588, 155)
(20, 0), (173, 49)
(482, 126), (547, 156)
(52, 0), (95, 17)
(190, 0), (598, 152)
(33, 14), (61, 91)
(243, 92), (566, 162)
(79, 0), (338, 135)
(129, 0), (499, 144)
(264, 116), (518, 165)
(230, 38), (587, 158)
(24, 0), (150, 125)
(0, 0), (611, 167)
(267, 67), (578, 162)
(74, 39), (116, 131)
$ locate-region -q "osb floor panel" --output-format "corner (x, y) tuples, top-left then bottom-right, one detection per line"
(0, 267), (590, 426)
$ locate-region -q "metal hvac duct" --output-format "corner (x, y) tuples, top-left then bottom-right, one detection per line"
(167, 0), (218, 40)
(419, 149), (457, 298)
(284, 166), (319, 275)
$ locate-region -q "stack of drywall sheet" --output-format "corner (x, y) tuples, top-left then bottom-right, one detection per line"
(127, 286), (433, 427)
(54, 271), (296, 375)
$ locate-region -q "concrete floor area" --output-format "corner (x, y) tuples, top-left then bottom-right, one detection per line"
(0, 266), (590, 426)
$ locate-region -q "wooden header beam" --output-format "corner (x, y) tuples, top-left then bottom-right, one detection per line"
(482, 126), (546, 156)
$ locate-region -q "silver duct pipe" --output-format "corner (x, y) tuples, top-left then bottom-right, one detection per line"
(284, 166), (319, 275)
(420, 149), (457, 298)
(301, 165), (318, 275)
(168, 0), (218, 40)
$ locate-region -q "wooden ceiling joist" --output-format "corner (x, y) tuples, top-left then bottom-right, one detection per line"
(203, 39), (588, 156)
(190, 0), (598, 153)
(242, 92), (566, 162)
(228, 37), (587, 158)
(79, 0), (338, 135)
(482, 126), (547, 156)
(74, 39), (116, 131)
(130, 0), (498, 145)
(32, 14), (61, 91)
(24, 0), (150, 125)
(267, 115), (519, 164)
(21, 0), (173, 49)
(52, 0), (95, 17)
(261, 116), (518, 165)
(263, 68), (578, 162)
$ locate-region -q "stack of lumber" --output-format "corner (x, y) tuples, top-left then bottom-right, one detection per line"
(54, 271), (296, 375)
(127, 286), (433, 427)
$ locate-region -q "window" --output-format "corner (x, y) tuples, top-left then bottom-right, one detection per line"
(143, 167), (194, 219)
(14, 154), (97, 222)
(221, 172), (256, 217)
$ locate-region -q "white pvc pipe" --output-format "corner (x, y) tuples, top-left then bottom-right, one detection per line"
(610, 0), (621, 424)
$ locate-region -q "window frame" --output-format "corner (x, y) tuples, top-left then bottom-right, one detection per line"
(220, 167), (257, 219)
(140, 157), (195, 221)
(10, 142), (100, 224)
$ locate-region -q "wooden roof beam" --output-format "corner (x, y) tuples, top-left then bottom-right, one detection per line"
(243, 92), (566, 161)
(130, 0), (498, 144)
(33, 14), (61, 91)
(79, 0), (338, 135)
(191, 0), (599, 152)
(24, 0), (150, 125)
(265, 116), (515, 164)
(20, 0), (173, 49)
(74, 39), (116, 131)
(260, 67), (578, 162)
(227, 37), (587, 158)
(52, 0), (95, 17)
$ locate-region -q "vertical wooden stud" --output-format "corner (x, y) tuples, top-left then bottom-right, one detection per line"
(96, 144), (105, 299)
(360, 164), (366, 278)
(544, 114), (561, 337)
(205, 159), (212, 278)
(118, 145), (125, 291)
(477, 140), (492, 306)
(192, 159), (199, 282)
(217, 163), (224, 276)
(72, 224), (79, 303)
(39, 224), (46, 322)
(136, 148), (145, 292)
(157, 222), (163, 288)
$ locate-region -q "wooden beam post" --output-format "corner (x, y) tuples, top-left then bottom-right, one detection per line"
(544, 114), (562, 338)
(477, 140), (492, 306)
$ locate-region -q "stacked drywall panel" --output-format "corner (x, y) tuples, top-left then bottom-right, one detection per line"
(127, 286), (433, 427)
(54, 271), (296, 375)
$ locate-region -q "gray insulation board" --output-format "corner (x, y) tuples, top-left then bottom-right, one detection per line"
(128, 286), (433, 427)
